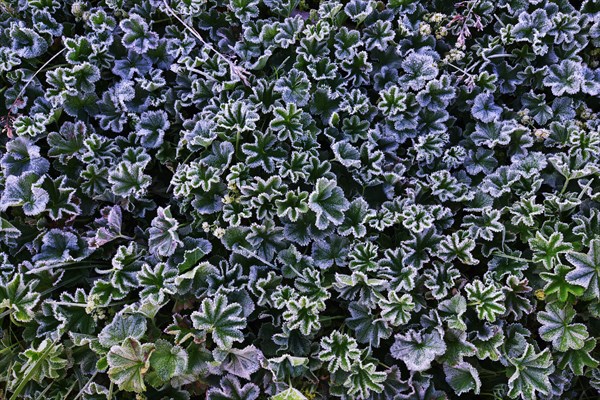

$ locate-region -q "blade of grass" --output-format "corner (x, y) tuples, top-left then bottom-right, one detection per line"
(72, 371), (98, 400)
(9, 338), (59, 400)
(34, 379), (55, 400)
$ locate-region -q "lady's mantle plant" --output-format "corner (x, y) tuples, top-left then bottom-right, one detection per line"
(1, 0), (600, 399)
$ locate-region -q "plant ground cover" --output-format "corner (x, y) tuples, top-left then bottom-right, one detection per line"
(1, 0), (600, 399)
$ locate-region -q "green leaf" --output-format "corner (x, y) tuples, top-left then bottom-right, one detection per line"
(465, 280), (506, 322)
(0, 273), (40, 323)
(0, 172), (49, 216)
(343, 362), (386, 399)
(565, 238), (600, 299)
(390, 329), (446, 371)
(107, 337), (155, 393)
(318, 331), (361, 373)
(380, 291), (414, 326)
(556, 338), (599, 375)
(282, 296), (322, 335)
(308, 177), (350, 230)
(537, 303), (588, 351)
(275, 189), (309, 222)
(213, 345), (263, 380)
(0, 216), (21, 243)
(108, 161), (151, 197)
(19, 339), (68, 384)
(529, 232), (573, 270)
(540, 264), (585, 303)
(149, 339), (187, 382)
(9, 339), (65, 400)
(506, 344), (554, 400)
(444, 361), (481, 395)
(191, 294), (246, 349)
(148, 206), (183, 257)
(271, 387), (307, 400)
(98, 313), (147, 348)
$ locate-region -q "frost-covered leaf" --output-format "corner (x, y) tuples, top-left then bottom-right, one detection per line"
(137, 262), (177, 305)
(148, 206), (183, 257)
(472, 93), (502, 123)
(0, 172), (49, 216)
(308, 178), (350, 230)
(98, 313), (147, 348)
(506, 344), (554, 400)
(283, 295), (322, 335)
(537, 303), (588, 351)
(346, 301), (392, 348)
(556, 338), (598, 376)
(540, 264), (585, 303)
(1, 137), (49, 177)
(565, 239), (600, 299)
(465, 280), (506, 322)
(271, 387), (307, 400)
(120, 14), (158, 53)
(191, 294), (245, 349)
(444, 361), (481, 395)
(543, 60), (583, 96)
(107, 337), (155, 393)
(108, 162), (151, 198)
(0, 273), (40, 322)
(149, 339), (187, 381)
(344, 362), (386, 398)
(400, 53), (438, 91)
(529, 232), (572, 270)
(318, 331), (361, 373)
(380, 291), (414, 326)
(208, 375), (259, 400)
(17, 339), (67, 384)
(214, 345), (263, 380)
(391, 329), (446, 371)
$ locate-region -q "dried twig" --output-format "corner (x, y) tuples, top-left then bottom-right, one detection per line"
(13, 47), (66, 110)
(447, 0), (483, 48)
(2, 47), (67, 138)
(162, 0), (250, 86)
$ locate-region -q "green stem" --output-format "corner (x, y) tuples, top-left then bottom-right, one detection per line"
(319, 316), (346, 322)
(492, 252), (532, 263)
(61, 379), (79, 400)
(26, 263), (110, 275)
(49, 299), (131, 308)
(39, 276), (82, 296)
(235, 130), (241, 159)
(34, 379), (55, 400)
(486, 53), (516, 59)
(560, 177), (571, 195)
(40, 63), (69, 72)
